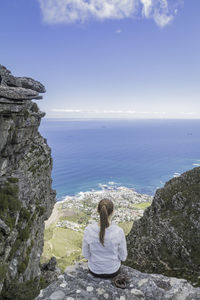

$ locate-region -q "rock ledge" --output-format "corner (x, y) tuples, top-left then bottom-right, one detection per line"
(36, 262), (200, 300)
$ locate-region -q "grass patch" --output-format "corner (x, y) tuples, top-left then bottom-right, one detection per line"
(118, 222), (133, 236)
(132, 202), (151, 210)
(41, 226), (83, 272)
(59, 209), (91, 225)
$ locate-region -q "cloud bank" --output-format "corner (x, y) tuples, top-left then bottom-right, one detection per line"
(38, 0), (183, 27)
(49, 108), (199, 119)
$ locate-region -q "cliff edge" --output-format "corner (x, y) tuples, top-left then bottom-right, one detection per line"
(36, 261), (200, 300)
(0, 65), (56, 299)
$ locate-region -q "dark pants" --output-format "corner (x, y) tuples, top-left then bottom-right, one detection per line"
(88, 267), (121, 278)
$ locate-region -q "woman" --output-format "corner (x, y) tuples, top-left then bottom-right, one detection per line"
(82, 198), (127, 278)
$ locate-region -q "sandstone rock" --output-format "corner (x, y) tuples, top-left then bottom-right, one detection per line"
(35, 262), (200, 300)
(0, 67), (56, 298)
(0, 65), (45, 100)
(15, 77), (46, 93)
(126, 167), (200, 286)
(0, 85), (39, 100)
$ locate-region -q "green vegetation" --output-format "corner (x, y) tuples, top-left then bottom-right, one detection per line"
(7, 177), (19, 184)
(9, 238), (21, 260)
(132, 202), (151, 210)
(41, 225), (83, 272)
(59, 209), (91, 225)
(8, 207), (34, 261)
(0, 277), (44, 300)
(0, 181), (20, 229)
(118, 222), (133, 235)
(18, 256), (30, 274)
(0, 264), (8, 282)
(20, 225), (31, 241)
(0, 182), (20, 212)
(19, 207), (31, 222)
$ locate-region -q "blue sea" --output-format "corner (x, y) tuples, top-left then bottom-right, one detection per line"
(39, 119), (200, 200)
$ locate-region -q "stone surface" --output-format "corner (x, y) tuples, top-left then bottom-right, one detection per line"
(35, 262), (200, 300)
(126, 167), (200, 286)
(0, 66), (56, 298)
(41, 256), (57, 272)
(0, 218), (10, 235)
(41, 257), (61, 285)
(0, 64), (45, 100)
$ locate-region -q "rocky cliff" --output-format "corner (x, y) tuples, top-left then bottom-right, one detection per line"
(36, 262), (200, 300)
(126, 167), (200, 286)
(0, 65), (56, 299)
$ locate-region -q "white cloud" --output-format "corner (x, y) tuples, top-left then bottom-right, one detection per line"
(115, 29), (122, 34)
(38, 0), (183, 27)
(48, 108), (200, 119)
(140, 0), (152, 18)
(51, 109), (82, 112)
(51, 108), (137, 114)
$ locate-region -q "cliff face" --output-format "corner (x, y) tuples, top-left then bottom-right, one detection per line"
(126, 167), (200, 286)
(0, 66), (56, 297)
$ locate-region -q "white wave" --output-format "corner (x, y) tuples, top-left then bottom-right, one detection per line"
(108, 181), (117, 185)
(173, 172), (181, 177)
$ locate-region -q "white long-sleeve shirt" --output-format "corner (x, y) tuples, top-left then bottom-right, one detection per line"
(82, 222), (127, 274)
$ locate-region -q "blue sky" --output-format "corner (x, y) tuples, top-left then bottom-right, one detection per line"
(0, 0), (200, 119)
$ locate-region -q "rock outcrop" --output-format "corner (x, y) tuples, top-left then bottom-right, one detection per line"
(36, 262), (200, 300)
(0, 65), (56, 299)
(0, 65), (45, 100)
(126, 167), (200, 286)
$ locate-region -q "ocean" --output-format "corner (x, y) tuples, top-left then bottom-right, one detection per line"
(39, 119), (200, 200)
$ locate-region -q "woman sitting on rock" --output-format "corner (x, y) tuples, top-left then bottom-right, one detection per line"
(82, 198), (127, 279)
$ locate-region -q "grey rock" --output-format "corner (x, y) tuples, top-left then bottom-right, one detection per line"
(41, 257), (61, 286)
(16, 77), (46, 93)
(0, 64), (45, 100)
(126, 167), (200, 286)
(35, 262), (200, 300)
(0, 218), (10, 235)
(0, 85), (39, 100)
(41, 257), (57, 272)
(49, 290), (66, 300)
(0, 91), (56, 296)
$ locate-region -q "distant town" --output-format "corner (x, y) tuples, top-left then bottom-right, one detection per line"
(54, 185), (153, 232)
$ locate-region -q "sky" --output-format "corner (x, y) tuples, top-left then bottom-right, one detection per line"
(0, 0), (200, 119)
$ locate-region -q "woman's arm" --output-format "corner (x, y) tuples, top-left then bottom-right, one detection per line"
(118, 229), (128, 261)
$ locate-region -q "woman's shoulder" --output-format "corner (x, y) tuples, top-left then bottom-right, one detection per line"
(109, 223), (124, 234)
(84, 222), (98, 232)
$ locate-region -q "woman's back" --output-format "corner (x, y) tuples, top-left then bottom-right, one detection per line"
(82, 222), (127, 274)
